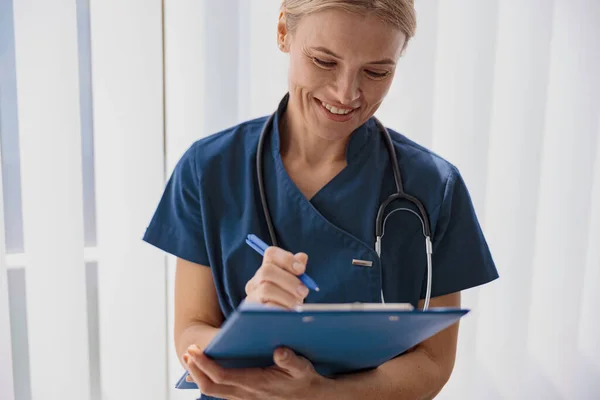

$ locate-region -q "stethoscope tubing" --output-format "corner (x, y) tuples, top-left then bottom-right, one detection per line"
(256, 105), (433, 310)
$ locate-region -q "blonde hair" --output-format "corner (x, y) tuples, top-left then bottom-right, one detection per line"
(280, 0), (416, 43)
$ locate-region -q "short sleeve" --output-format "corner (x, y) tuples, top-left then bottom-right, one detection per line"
(142, 144), (210, 266)
(423, 167), (499, 298)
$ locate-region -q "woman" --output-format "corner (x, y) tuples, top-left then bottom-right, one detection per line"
(143, 0), (498, 398)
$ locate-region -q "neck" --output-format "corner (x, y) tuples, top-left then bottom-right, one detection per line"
(279, 97), (348, 166)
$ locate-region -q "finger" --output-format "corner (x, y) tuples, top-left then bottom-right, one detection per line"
(294, 252), (308, 266)
(273, 347), (315, 379)
(184, 351), (243, 399)
(246, 263), (307, 300)
(263, 246), (307, 275)
(243, 294), (289, 309)
(188, 346), (260, 391)
(248, 281), (303, 309)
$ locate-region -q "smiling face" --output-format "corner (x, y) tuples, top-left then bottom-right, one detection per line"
(278, 8), (406, 142)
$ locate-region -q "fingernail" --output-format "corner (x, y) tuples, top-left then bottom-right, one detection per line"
(186, 375), (193, 382)
(188, 344), (199, 355)
(297, 285), (309, 297)
(293, 262), (304, 272)
(183, 353), (190, 364)
(279, 349), (288, 360)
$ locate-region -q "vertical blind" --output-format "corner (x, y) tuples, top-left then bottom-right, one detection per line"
(1, 108), (15, 400)
(1, 1), (599, 399)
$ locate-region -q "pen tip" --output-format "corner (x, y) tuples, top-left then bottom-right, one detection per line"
(315, 287), (320, 292)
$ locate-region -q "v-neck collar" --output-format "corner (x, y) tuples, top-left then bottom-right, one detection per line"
(257, 94), (386, 305)
(262, 93), (384, 248)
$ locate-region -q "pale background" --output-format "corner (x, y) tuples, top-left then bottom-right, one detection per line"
(1, 0), (599, 399)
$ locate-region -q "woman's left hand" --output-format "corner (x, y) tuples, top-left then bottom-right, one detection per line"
(183, 345), (331, 400)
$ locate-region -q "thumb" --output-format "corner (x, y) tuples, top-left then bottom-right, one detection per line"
(273, 348), (312, 378)
(294, 252), (308, 266)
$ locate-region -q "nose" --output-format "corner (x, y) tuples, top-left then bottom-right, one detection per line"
(333, 69), (361, 106)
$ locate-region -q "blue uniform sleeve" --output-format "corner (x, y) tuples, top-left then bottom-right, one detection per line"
(424, 167), (499, 298)
(142, 144), (210, 266)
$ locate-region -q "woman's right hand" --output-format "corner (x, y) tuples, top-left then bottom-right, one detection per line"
(244, 246), (310, 309)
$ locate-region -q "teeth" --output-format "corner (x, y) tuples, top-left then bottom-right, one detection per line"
(321, 101), (354, 115)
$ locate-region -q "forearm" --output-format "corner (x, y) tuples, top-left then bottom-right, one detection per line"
(319, 347), (446, 400)
(176, 322), (220, 368)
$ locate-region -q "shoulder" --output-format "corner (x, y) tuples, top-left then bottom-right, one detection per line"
(178, 116), (268, 180)
(385, 126), (460, 205)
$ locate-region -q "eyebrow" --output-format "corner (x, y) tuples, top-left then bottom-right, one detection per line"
(311, 46), (396, 66)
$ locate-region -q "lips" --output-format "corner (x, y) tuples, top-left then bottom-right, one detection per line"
(314, 97), (358, 122)
(320, 100), (355, 115)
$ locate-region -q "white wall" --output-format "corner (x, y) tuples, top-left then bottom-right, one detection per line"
(2, 1), (599, 399)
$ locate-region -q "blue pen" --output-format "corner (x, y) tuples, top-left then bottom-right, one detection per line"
(246, 234), (320, 292)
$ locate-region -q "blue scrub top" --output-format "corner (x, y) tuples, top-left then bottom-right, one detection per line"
(143, 94), (498, 396)
(144, 94), (498, 311)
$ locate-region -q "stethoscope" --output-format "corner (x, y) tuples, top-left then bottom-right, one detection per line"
(256, 95), (433, 310)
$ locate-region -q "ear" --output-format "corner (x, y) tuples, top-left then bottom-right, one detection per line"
(276, 11), (289, 52)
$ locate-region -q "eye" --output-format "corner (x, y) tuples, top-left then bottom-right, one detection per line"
(365, 70), (390, 79)
(313, 57), (336, 68)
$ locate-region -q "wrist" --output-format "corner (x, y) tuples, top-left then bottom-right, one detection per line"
(307, 375), (339, 400)
(310, 369), (388, 400)
(176, 323), (220, 366)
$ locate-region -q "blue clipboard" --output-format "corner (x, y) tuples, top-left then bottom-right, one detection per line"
(176, 300), (468, 389)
